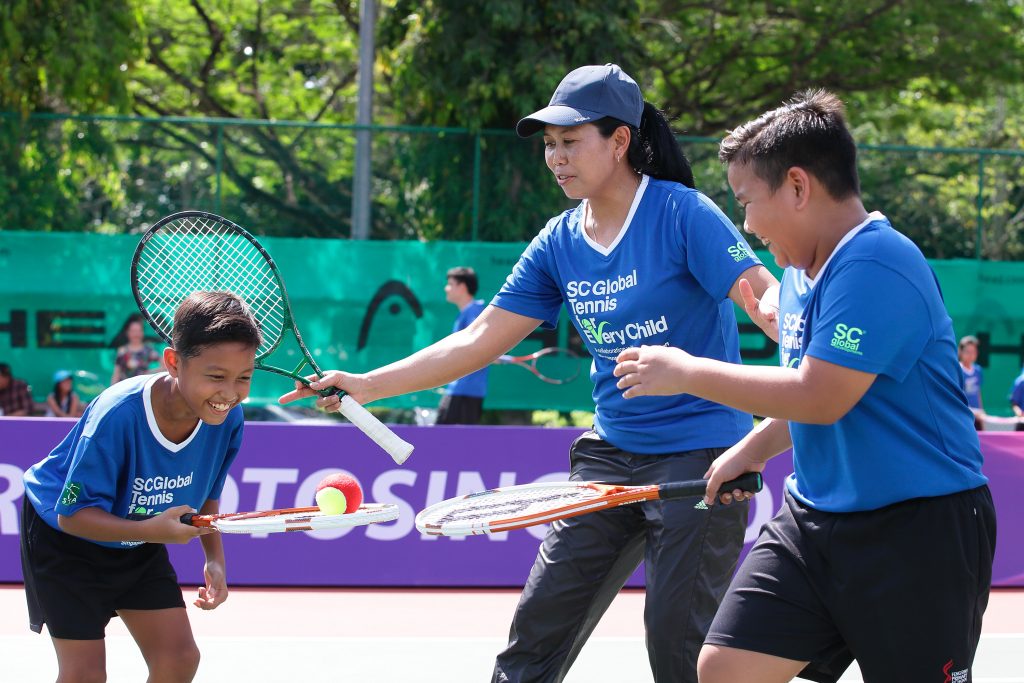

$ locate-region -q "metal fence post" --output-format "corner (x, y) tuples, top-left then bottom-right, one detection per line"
(351, 0), (376, 240)
(976, 153), (985, 260)
(215, 123), (224, 216)
(472, 132), (482, 241)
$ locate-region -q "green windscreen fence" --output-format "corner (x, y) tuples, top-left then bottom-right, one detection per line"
(1, 231), (1022, 415)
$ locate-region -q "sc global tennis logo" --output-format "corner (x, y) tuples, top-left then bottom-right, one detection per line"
(59, 481), (82, 506)
(830, 323), (864, 355)
(727, 240), (752, 262)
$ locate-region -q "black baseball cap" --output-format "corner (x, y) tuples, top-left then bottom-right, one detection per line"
(516, 64), (643, 138)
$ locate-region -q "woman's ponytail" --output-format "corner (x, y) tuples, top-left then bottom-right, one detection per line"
(630, 102), (695, 188)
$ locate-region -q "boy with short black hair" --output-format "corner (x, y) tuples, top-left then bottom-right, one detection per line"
(614, 89), (995, 683)
(21, 290), (261, 683)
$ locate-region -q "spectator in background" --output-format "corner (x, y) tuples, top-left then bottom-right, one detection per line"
(436, 266), (489, 425)
(1010, 364), (1024, 432)
(111, 314), (163, 385)
(45, 370), (85, 418)
(0, 362), (34, 417)
(958, 335), (985, 430)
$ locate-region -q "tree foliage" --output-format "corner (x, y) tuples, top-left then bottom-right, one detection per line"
(121, 0), (365, 235)
(1, 0), (1022, 257)
(0, 0), (142, 232)
(639, 0), (1024, 135)
(852, 83), (1024, 260)
(377, 0), (646, 240)
(0, 0), (141, 113)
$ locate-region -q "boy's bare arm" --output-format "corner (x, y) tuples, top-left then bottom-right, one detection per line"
(615, 348), (875, 425)
(195, 498), (228, 610)
(703, 417), (792, 505)
(58, 505), (206, 544)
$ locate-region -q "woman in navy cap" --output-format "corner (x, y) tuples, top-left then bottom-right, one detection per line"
(282, 63), (779, 683)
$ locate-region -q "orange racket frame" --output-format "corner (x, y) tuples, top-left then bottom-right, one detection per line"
(415, 472), (762, 536)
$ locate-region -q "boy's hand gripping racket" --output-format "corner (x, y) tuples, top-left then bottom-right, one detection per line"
(494, 347), (584, 385)
(131, 210), (414, 464)
(178, 504), (399, 534)
(415, 472), (762, 536)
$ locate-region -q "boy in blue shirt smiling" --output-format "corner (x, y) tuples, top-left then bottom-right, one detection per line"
(615, 90), (995, 683)
(22, 291), (261, 683)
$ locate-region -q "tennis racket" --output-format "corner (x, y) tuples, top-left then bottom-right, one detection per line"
(130, 210), (414, 465)
(177, 503), (398, 534)
(415, 472), (762, 536)
(495, 347), (584, 385)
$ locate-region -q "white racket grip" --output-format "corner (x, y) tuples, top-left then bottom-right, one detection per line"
(337, 394), (414, 465)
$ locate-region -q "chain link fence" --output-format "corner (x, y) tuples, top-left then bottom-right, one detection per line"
(2, 113), (1022, 259)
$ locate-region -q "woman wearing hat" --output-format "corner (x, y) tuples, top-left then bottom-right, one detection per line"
(282, 63), (779, 683)
(45, 370), (84, 418)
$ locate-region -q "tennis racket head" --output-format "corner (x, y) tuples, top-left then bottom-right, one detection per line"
(530, 347), (583, 384)
(130, 210), (291, 362)
(181, 503), (399, 534)
(414, 481), (647, 536)
(130, 212), (416, 465)
(497, 347), (585, 385)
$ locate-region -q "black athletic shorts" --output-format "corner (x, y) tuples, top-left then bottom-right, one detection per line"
(20, 497), (185, 640)
(436, 394), (484, 425)
(705, 485), (996, 683)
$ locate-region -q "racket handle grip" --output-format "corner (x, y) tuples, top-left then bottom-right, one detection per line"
(180, 513), (196, 526)
(659, 472), (763, 501)
(337, 394), (415, 465)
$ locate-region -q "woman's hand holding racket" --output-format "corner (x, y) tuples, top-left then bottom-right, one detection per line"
(280, 372), (417, 465)
(279, 369), (372, 411)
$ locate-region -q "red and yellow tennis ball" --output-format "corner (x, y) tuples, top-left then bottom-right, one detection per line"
(315, 473), (363, 515)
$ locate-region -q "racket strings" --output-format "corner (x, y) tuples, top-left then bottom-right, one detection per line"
(211, 504), (399, 533)
(533, 350), (578, 382)
(135, 216), (287, 357)
(423, 486), (598, 525)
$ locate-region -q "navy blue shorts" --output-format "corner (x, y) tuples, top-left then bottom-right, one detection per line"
(20, 497), (185, 640)
(705, 485), (996, 683)
(494, 431), (749, 683)
(436, 394), (484, 425)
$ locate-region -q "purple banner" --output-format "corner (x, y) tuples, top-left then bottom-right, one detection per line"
(1, 417), (1022, 587)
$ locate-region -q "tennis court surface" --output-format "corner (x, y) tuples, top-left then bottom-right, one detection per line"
(1, 585), (1021, 682)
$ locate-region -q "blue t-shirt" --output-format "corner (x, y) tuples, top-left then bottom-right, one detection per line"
(446, 299), (490, 398)
(24, 373), (243, 548)
(960, 363), (983, 409)
(492, 176), (760, 453)
(778, 213), (986, 512)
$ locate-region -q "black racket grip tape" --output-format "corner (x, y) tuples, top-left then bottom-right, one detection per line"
(308, 381), (346, 400)
(180, 513), (196, 526)
(659, 472), (763, 500)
